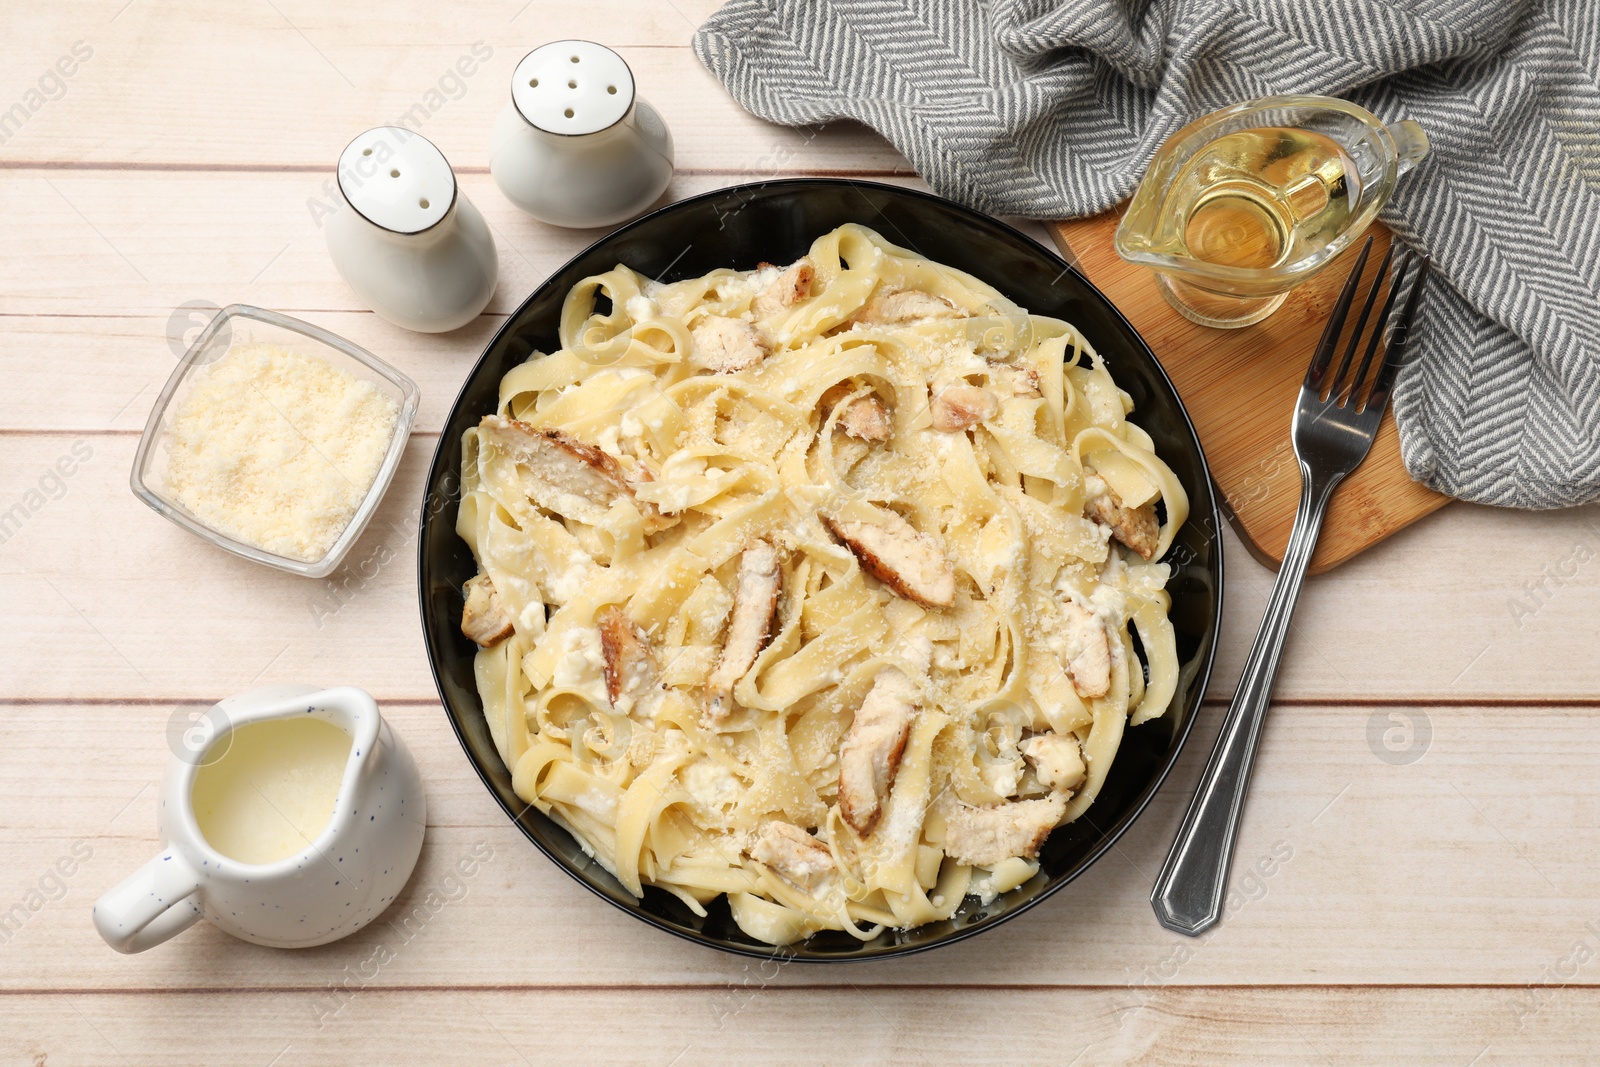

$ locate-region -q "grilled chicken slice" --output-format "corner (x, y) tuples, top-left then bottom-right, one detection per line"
(596, 605), (657, 708)
(852, 288), (968, 326)
(478, 415), (672, 531)
(752, 257), (814, 318)
(995, 364), (1042, 397)
(1083, 472), (1160, 559)
(1021, 733), (1086, 792)
(840, 396), (891, 442)
(823, 513), (955, 608)
(1059, 600), (1111, 700)
(460, 573), (515, 648)
(837, 667), (918, 836)
(820, 384), (892, 443)
(750, 820), (836, 892)
(690, 314), (770, 373)
(941, 795), (1066, 866)
(929, 384), (999, 433)
(705, 541), (782, 723)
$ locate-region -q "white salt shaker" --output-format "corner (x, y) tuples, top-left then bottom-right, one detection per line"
(490, 41), (674, 228)
(325, 127), (499, 333)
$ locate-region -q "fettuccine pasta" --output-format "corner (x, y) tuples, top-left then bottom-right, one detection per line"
(455, 224), (1188, 944)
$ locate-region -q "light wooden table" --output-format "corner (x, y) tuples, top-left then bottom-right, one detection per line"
(3, 3), (1598, 1063)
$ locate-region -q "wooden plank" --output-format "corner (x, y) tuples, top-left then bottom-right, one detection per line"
(0, 310), (510, 437)
(7, 700), (1600, 990)
(1049, 212), (1449, 575)
(0, 1), (904, 172)
(1, 985), (1592, 1065)
(0, 171), (927, 322)
(0, 173), (932, 435)
(2, 432), (1596, 703)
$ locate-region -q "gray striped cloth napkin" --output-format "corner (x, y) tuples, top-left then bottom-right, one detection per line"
(693, 0), (1600, 509)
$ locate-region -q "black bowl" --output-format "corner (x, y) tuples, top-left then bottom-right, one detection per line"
(418, 179), (1222, 961)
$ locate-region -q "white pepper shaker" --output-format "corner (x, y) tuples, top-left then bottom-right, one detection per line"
(325, 127), (499, 333)
(490, 41), (674, 228)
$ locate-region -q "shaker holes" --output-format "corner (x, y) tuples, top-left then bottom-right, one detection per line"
(568, 79), (577, 88)
(607, 85), (617, 94)
(362, 147), (372, 156)
(564, 108), (574, 118)
(570, 55), (579, 63)
(529, 78), (539, 87)
(418, 199), (429, 209)
(390, 169), (400, 177)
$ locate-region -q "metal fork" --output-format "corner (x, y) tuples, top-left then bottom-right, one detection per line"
(1151, 237), (1430, 936)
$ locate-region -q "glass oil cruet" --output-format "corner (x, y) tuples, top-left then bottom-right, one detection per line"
(1116, 94), (1429, 328)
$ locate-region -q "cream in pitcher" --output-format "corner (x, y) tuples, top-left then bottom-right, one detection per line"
(190, 716), (351, 866)
(93, 685), (426, 953)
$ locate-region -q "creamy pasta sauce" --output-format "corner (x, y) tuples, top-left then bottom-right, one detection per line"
(455, 224), (1188, 944)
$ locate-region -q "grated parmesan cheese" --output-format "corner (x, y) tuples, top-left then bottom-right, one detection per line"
(164, 343), (399, 562)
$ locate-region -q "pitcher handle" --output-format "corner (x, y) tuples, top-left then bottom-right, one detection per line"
(92, 846), (204, 953)
(1389, 119), (1430, 178)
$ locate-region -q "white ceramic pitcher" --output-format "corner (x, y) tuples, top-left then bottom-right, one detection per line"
(92, 684), (426, 953)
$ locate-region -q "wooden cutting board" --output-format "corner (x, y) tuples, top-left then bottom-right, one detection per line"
(1047, 211), (1448, 575)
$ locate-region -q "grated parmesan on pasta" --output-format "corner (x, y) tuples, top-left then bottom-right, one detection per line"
(455, 224), (1191, 945)
(165, 343), (398, 562)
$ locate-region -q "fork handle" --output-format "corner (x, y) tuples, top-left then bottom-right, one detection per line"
(1151, 466), (1342, 936)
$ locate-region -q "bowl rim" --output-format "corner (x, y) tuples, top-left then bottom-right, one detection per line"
(130, 303), (421, 579)
(418, 177), (1223, 961)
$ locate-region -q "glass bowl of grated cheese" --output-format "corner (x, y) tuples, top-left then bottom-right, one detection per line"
(132, 305), (419, 578)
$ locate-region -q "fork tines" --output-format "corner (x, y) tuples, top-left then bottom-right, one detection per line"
(1304, 236), (1431, 414)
